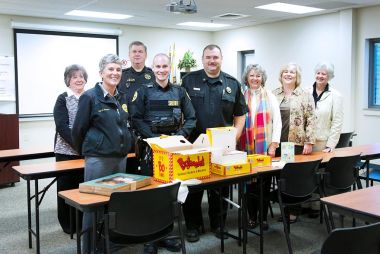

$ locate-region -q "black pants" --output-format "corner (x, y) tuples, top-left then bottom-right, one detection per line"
(182, 186), (229, 231)
(246, 176), (272, 222)
(55, 153), (84, 234)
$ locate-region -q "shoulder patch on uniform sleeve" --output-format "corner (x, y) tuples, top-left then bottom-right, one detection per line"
(144, 73), (152, 80)
(132, 91), (138, 102)
(122, 103), (128, 112)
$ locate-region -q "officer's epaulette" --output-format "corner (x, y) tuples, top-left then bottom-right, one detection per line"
(223, 72), (238, 81)
(171, 82), (181, 87)
(145, 66), (153, 72)
(122, 67), (132, 74)
(183, 69), (201, 78)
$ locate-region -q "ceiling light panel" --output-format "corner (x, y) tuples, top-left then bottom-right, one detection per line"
(255, 2), (324, 14)
(65, 10), (132, 20)
(177, 22), (230, 28)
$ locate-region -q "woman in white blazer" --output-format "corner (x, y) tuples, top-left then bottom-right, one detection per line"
(310, 62), (343, 152)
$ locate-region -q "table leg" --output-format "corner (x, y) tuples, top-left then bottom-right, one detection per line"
(219, 187), (225, 252)
(366, 159), (370, 187)
(242, 182), (247, 254)
(76, 209), (81, 254)
(237, 182), (242, 246)
(92, 212), (97, 253)
(27, 180), (32, 248)
(35, 180), (40, 254)
(259, 175), (263, 254)
(70, 206), (73, 239)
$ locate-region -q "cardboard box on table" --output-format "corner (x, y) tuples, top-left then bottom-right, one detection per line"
(247, 154), (272, 171)
(145, 135), (211, 183)
(206, 127), (249, 176)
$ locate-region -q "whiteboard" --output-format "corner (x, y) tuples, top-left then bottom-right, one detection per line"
(14, 30), (118, 117)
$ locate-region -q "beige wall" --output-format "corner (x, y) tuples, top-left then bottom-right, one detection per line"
(0, 15), (212, 148)
(354, 5), (380, 145)
(214, 10), (356, 135)
(1, 5), (380, 149)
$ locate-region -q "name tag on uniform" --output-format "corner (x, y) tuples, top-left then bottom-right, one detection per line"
(193, 87), (200, 91)
(168, 100), (179, 106)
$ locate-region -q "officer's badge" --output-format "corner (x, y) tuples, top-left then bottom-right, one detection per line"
(168, 100), (179, 106)
(132, 91), (138, 102)
(144, 74), (152, 80)
(122, 104), (128, 113)
(225, 87), (232, 94)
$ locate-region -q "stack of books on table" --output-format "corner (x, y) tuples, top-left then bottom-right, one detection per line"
(79, 173), (152, 196)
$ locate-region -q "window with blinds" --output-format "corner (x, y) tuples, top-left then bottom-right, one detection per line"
(369, 39), (380, 108)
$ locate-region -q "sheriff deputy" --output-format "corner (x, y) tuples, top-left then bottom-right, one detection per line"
(118, 41), (154, 109)
(130, 53), (196, 177)
(181, 44), (248, 243)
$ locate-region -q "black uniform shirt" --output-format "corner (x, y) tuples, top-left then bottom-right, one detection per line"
(182, 69), (248, 142)
(117, 66), (154, 105)
(130, 81), (196, 139)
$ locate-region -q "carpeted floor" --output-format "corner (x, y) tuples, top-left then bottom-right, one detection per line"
(0, 175), (370, 254)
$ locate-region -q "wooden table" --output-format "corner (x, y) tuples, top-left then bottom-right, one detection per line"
(251, 143), (380, 254)
(57, 150), (340, 254)
(321, 185), (380, 223)
(59, 172), (253, 254)
(0, 148), (55, 163)
(30, 143), (380, 254)
(12, 154), (134, 254)
(13, 159), (84, 254)
(0, 148), (55, 185)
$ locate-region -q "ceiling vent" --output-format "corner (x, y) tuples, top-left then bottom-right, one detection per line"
(215, 13), (250, 20)
(167, 0), (197, 14)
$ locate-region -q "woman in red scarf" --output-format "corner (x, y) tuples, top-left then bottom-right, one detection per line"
(239, 64), (282, 229)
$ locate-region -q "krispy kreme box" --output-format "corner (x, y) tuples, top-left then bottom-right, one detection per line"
(211, 162), (250, 176)
(247, 154), (272, 171)
(145, 135), (211, 183)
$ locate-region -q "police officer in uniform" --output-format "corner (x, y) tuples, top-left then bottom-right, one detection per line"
(130, 53), (196, 253)
(131, 53), (196, 175)
(118, 41), (154, 173)
(181, 44), (248, 242)
(118, 41), (154, 105)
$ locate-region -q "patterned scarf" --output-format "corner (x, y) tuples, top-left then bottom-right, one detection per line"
(239, 87), (272, 155)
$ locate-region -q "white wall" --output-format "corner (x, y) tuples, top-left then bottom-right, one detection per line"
(354, 5), (380, 145)
(213, 10), (356, 135)
(1, 6), (380, 149)
(0, 14), (212, 149)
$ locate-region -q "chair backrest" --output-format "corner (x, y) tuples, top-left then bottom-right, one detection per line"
(321, 222), (380, 254)
(323, 154), (361, 195)
(107, 182), (180, 242)
(335, 132), (354, 148)
(279, 159), (322, 198)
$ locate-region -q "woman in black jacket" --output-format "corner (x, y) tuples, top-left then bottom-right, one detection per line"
(72, 54), (133, 253)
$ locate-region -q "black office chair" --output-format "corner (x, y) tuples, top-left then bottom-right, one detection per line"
(321, 154), (361, 232)
(318, 222), (380, 254)
(358, 162), (380, 187)
(276, 159), (322, 254)
(335, 132), (354, 148)
(102, 182), (186, 254)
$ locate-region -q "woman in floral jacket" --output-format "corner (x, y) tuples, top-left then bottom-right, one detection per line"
(273, 62), (316, 156)
(272, 62), (316, 223)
